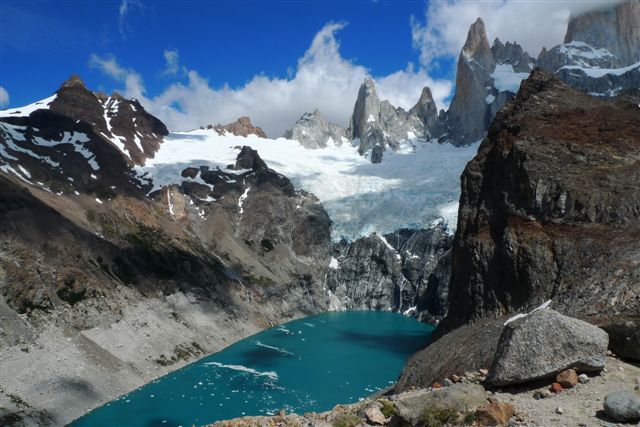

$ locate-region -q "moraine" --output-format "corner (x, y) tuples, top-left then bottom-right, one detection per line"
(70, 311), (433, 427)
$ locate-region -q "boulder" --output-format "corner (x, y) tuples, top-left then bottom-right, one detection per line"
(393, 383), (487, 425)
(364, 404), (386, 425)
(604, 390), (640, 422)
(602, 320), (640, 361)
(556, 369), (578, 389)
(487, 309), (608, 386)
(475, 401), (515, 426)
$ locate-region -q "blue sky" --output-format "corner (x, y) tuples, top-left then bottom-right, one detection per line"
(0, 0), (602, 134)
(2, 1), (434, 106)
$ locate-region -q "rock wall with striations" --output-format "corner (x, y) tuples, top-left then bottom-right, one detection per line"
(396, 69), (640, 391)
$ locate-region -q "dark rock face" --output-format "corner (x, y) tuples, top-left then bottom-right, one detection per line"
(211, 116), (267, 138)
(397, 69), (640, 391)
(0, 75), (169, 199)
(564, 0), (640, 67)
(326, 226), (453, 321)
(602, 321), (640, 361)
(396, 318), (505, 392)
(443, 69), (640, 333)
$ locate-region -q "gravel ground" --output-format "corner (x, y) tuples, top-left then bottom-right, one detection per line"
(494, 356), (640, 427)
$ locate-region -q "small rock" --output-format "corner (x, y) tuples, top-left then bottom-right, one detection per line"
(451, 374), (462, 383)
(364, 405), (386, 425)
(431, 381), (442, 389)
(479, 368), (489, 376)
(443, 378), (453, 387)
(475, 401), (515, 426)
(555, 406), (564, 415)
(603, 390), (640, 422)
(578, 373), (589, 384)
(556, 369), (578, 389)
(606, 350), (613, 356)
(550, 382), (563, 394)
(618, 366), (624, 372)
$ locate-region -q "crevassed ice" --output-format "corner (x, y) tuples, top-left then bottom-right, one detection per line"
(140, 129), (479, 241)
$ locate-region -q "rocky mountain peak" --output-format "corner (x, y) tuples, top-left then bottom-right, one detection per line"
(564, 0), (640, 67)
(461, 18), (492, 61)
(211, 116), (267, 138)
(60, 74), (87, 89)
(347, 78), (382, 142)
(409, 86), (441, 137)
(283, 109), (346, 149)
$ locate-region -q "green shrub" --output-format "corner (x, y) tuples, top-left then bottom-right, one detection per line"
(418, 406), (459, 427)
(332, 414), (362, 427)
(378, 399), (396, 418)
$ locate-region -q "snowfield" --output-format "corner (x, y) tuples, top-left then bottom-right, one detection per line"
(141, 129), (479, 241)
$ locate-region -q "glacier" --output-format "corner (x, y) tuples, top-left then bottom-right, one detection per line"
(139, 129), (479, 241)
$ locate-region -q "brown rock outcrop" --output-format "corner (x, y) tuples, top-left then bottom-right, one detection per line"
(211, 116), (267, 138)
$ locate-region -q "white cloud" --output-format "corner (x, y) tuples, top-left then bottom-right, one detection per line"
(412, 0), (626, 68)
(0, 86), (9, 108)
(118, 0), (142, 38)
(89, 22), (452, 136)
(161, 49), (185, 77)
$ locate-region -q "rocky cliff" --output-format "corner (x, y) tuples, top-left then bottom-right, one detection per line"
(208, 116), (267, 138)
(397, 69), (640, 391)
(326, 227), (452, 322)
(564, 0), (640, 67)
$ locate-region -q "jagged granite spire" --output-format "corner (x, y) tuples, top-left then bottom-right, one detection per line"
(283, 109), (346, 149)
(347, 77), (381, 142)
(446, 18), (496, 145)
(409, 87), (441, 139)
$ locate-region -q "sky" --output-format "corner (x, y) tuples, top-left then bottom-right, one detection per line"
(0, 0), (624, 135)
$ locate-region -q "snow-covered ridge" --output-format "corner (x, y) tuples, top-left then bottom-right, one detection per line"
(559, 61), (640, 78)
(0, 94), (57, 118)
(139, 129), (478, 240)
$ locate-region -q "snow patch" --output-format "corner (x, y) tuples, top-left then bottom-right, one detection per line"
(0, 94), (57, 117)
(504, 300), (552, 325)
(329, 257), (340, 269)
(491, 64), (530, 94)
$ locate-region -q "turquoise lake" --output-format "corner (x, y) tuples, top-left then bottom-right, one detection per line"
(70, 311), (434, 427)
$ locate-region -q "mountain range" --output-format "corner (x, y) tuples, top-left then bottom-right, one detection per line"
(0, 1), (639, 426)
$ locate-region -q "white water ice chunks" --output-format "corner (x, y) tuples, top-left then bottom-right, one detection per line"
(254, 341), (296, 357)
(205, 362), (278, 381)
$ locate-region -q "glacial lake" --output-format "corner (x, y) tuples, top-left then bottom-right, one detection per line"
(71, 311), (434, 427)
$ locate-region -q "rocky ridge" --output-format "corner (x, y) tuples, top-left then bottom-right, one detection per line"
(284, 1), (639, 154)
(0, 76), (452, 426)
(396, 69), (640, 394)
(206, 116), (268, 138)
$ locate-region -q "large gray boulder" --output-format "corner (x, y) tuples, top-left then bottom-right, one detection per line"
(393, 383), (487, 425)
(602, 320), (640, 361)
(487, 309), (609, 386)
(604, 390), (640, 422)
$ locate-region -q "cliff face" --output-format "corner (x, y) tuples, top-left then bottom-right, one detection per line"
(564, 0), (640, 67)
(443, 69), (640, 331)
(397, 69), (640, 390)
(326, 227), (453, 322)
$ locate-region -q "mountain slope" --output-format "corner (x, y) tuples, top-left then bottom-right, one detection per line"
(396, 69), (640, 391)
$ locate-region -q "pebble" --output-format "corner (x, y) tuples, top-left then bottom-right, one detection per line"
(578, 374), (589, 384)
(556, 406), (564, 415)
(443, 378), (453, 387)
